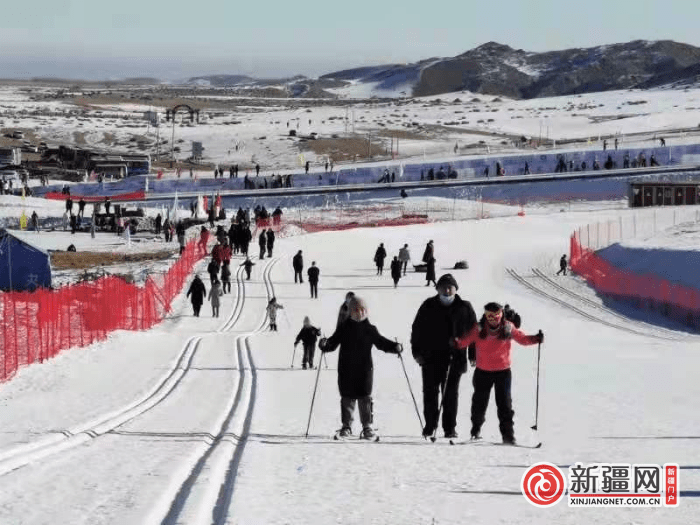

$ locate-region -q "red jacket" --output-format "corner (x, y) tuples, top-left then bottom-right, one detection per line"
(455, 322), (539, 372)
(211, 244), (231, 264)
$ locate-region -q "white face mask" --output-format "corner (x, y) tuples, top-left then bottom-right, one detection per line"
(438, 294), (455, 306)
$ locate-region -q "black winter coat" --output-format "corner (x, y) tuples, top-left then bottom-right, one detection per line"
(308, 266), (320, 283)
(293, 253), (304, 270)
(426, 257), (436, 281)
(390, 259), (402, 280)
(186, 277), (207, 306)
(323, 319), (398, 398)
(374, 246), (386, 264)
(411, 294), (477, 369)
(295, 325), (321, 346)
(266, 230), (275, 248)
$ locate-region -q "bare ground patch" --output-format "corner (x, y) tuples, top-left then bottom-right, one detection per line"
(298, 136), (386, 162)
(51, 250), (177, 270)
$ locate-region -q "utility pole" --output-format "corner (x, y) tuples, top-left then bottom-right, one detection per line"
(368, 131), (371, 159)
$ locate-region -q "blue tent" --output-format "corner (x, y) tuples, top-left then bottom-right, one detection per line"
(0, 229), (52, 292)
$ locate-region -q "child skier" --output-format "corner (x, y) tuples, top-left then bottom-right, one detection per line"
(208, 279), (223, 318)
(453, 302), (543, 445)
(319, 296), (403, 439)
(266, 297), (284, 331)
(294, 316), (322, 369)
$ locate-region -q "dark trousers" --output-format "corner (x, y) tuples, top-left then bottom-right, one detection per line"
(556, 265), (567, 275)
(222, 280), (231, 293)
(421, 360), (463, 434)
(401, 260), (408, 275)
(341, 395), (373, 430)
(303, 343), (315, 368)
(245, 269), (251, 280)
(294, 269), (303, 283)
(259, 245), (265, 259)
(309, 281), (318, 298)
(376, 263), (383, 275)
(267, 245), (273, 257)
(193, 303), (202, 317)
(471, 368), (514, 441)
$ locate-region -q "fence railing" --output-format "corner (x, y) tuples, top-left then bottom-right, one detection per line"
(0, 238), (206, 383)
(570, 206), (700, 330)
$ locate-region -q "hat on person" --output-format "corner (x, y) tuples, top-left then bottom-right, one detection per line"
(484, 302), (503, 312)
(436, 273), (458, 290)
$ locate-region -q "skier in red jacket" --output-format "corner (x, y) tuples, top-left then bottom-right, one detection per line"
(453, 302), (543, 445)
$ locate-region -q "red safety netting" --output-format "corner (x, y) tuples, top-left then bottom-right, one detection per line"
(44, 191), (147, 202)
(0, 239), (205, 383)
(288, 215), (429, 233)
(570, 233), (700, 329)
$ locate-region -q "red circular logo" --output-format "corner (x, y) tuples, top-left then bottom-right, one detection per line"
(521, 462), (565, 507)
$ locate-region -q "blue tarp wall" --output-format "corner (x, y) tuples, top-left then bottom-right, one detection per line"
(0, 230), (52, 291)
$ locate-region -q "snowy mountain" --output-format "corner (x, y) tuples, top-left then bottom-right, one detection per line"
(322, 40), (700, 99)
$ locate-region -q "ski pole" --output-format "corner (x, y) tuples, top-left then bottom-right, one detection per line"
(291, 343), (297, 368)
(305, 349), (325, 438)
(531, 330), (543, 431)
(431, 359), (453, 443)
(323, 352), (329, 369)
(398, 350), (424, 434)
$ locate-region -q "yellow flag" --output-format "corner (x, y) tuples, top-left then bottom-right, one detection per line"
(20, 211), (27, 230)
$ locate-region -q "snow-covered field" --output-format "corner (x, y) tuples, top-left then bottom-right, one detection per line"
(0, 194), (699, 524)
(4, 84), (700, 174)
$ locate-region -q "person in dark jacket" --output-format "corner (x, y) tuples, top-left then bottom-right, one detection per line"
(422, 240), (434, 263)
(556, 254), (567, 276)
(425, 256), (436, 287)
(155, 213), (162, 235)
(258, 229), (267, 259)
(390, 256), (402, 288)
(336, 291), (355, 329)
(266, 229), (275, 257)
(374, 243), (387, 275)
(240, 224), (252, 256)
(240, 257), (255, 280)
(320, 296), (403, 439)
(307, 261), (320, 298)
(221, 262), (232, 293)
(411, 273), (477, 439)
(294, 316), (322, 369)
(207, 258), (220, 284)
(186, 275), (207, 317)
(293, 250), (304, 283)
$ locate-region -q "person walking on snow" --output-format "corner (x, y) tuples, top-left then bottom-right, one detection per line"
(425, 256), (436, 287)
(258, 229), (267, 260)
(390, 256), (402, 288)
(307, 261), (320, 298)
(294, 316), (322, 369)
(556, 254), (567, 276)
(319, 296), (403, 439)
(411, 273), (477, 439)
(422, 240), (434, 264)
(240, 257), (255, 280)
(208, 279), (223, 318)
(453, 302), (543, 445)
(266, 297), (284, 331)
(186, 275), (207, 317)
(266, 229), (275, 257)
(374, 243), (387, 275)
(293, 250), (304, 283)
(398, 244), (411, 276)
(221, 262), (232, 294)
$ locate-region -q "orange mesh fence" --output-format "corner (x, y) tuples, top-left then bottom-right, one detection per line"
(0, 239), (204, 383)
(570, 233), (700, 329)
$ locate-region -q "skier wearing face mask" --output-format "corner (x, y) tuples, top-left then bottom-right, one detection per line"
(410, 274), (477, 439)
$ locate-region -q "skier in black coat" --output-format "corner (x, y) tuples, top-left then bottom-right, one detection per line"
(240, 224), (252, 256)
(307, 261), (320, 298)
(390, 256), (402, 288)
(556, 254), (567, 275)
(258, 229), (267, 259)
(320, 296), (403, 439)
(411, 273), (477, 438)
(374, 243), (387, 275)
(422, 240), (434, 263)
(207, 259), (220, 284)
(266, 229), (275, 257)
(240, 257), (255, 280)
(425, 256), (436, 287)
(186, 275), (207, 317)
(293, 250), (304, 283)
(294, 316), (322, 369)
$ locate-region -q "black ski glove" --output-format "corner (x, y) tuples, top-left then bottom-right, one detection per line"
(393, 343), (403, 354)
(319, 338), (328, 352)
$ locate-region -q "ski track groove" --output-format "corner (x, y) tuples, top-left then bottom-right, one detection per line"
(0, 255), (252, 477)
(530, 267), (695, 340)
(506, 268), (681, 341)
(154, 255), (278, 525)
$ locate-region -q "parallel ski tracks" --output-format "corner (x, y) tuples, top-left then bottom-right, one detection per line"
(0, 255), (255, 477)
(506, 267), (687, 341)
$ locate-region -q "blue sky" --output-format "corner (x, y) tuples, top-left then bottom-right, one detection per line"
(0, 0), (697, 80)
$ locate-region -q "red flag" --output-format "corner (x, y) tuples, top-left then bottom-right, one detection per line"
(157, 170), (163, 180)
